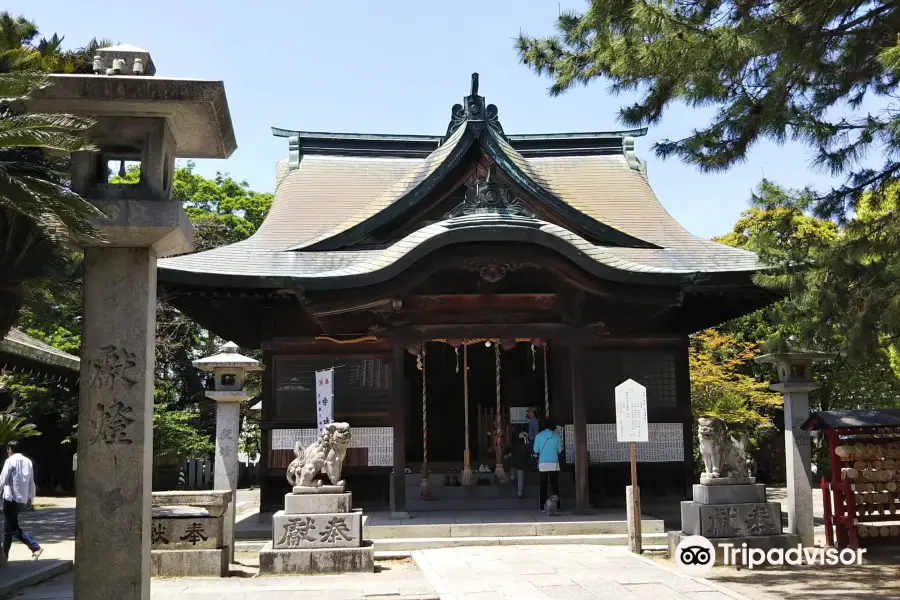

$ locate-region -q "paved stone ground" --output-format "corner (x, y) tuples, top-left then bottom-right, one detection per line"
(11, 568), (437, 599)
(412, 545), (746, 599)
(6, 497), (75, 563)
(12, 492), (900, 600)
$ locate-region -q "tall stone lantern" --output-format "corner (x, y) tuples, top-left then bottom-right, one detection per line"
(755, 350), (836, 546)
(193, 342), (262, 563)
(21, 45), (235, 600)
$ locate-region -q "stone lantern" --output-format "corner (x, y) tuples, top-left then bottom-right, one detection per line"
(755, 350), (836, 546)
(193, 342), (262, 562)
(21, 45), (235, 599)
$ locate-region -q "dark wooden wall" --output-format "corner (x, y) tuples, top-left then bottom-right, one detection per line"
(260, 337), (693, 511)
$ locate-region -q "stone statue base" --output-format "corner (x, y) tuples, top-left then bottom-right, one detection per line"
(259, 540), (374, 574)
(668, 481), (799, 565)
(259, 490), (373, 575)
(699, 475), (757, 486)
(292, 485), (345, 495)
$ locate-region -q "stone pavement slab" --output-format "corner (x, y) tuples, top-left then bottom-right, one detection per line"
(11, 565), (437, 599)
(412, 545), (749, 600)
(0, 560), (72, 598)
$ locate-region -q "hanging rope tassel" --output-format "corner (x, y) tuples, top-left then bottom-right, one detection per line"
(461, 344), (474, 485)
(494, 343), (507, 484)
(420, 344), (430, 499)
(544, 343), (550, 419)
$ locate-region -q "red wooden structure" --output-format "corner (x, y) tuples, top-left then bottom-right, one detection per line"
(803, 409), (900, 549)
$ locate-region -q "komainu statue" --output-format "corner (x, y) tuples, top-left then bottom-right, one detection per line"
(286, 422), (352, 489)
(697, 416), (752, 479)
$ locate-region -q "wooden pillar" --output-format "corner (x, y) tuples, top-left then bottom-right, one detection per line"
(675, 338), (693, 497)
(570, 340), (589, 512)
(391, 341), (408, 516)
(259, 350), (274, 514)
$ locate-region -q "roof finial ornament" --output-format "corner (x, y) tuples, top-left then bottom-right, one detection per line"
(442, 73), (505, 143)
(445, 164), (533, 219)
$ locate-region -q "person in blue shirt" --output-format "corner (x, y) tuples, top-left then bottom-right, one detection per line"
(533, 419), (563, 512)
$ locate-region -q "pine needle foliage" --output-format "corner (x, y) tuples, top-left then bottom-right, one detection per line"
(518, 3), (900, 354)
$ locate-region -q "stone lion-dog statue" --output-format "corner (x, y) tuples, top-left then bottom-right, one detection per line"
(286, 422), (352, 489)
(697, 416), (752, 480)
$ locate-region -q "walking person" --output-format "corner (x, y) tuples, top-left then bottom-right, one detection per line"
(508, 430), (532, 499)
(533, 419), (563, 513)
(1, 441), (41, 560)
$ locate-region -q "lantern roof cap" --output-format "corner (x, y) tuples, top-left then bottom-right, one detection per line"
(192, 341), (263, 371)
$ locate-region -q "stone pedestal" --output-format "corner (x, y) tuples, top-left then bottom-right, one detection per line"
(668, 478), (799, 565)
(259, 488), (374, 574)
(783, 389), (815, 546)
(76, 247), (156, 600)
(755, 350), (835, 549)
(150, 490), (233, 577)
(214, 400), (239, 562)
(192, 342), (263, 565)
(626, 485), (641, 554)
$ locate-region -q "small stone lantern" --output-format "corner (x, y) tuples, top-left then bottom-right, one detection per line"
(193, 341), (263, 562)
(755, 350), (836, 546)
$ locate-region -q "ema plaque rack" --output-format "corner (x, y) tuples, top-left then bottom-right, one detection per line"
(803, 409), (900, 549)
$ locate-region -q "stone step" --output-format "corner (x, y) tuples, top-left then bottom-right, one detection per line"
(368, 518), (665, 539)
(404, 497), (564, 511)
(236, 533), (668, 553)
(370, 532), (669, 551)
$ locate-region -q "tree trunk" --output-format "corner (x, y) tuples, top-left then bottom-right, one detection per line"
(0, 284), (24, 341)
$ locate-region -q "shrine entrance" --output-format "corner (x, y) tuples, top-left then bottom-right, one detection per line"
(403, 338), (555, 510)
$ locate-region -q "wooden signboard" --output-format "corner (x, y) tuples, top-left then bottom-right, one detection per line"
(615, 378), (648, 554)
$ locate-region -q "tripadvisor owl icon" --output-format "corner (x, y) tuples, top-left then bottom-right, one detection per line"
(675, 535), (715, 577)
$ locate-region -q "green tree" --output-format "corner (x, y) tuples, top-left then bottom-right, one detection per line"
(517, 1), (899, 207)
(714, 181), (900, 410)
(517, 1), (900, 353)
(114, 163), (269, 453)
(0, 70), (100, 340)
(0, 11), (110, 74)
(690, 328), (779, 427)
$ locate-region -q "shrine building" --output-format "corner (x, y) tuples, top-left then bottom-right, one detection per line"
(157, 75), (775, 514)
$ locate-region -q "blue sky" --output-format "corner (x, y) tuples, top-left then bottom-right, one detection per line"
(10, 0), (846, 239)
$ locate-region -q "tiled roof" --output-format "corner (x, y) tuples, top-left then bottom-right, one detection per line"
(0, 328), (80, 374)
(290, 124), (470, 250)
(159, 83), (761, 287)
(160, 212), (758, 289)
(253, 155), (421, 251)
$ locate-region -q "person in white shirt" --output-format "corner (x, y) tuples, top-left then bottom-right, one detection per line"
(0, 441), (41, 560)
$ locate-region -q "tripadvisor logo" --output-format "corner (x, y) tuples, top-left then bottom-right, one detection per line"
(675, 535), (866, 576)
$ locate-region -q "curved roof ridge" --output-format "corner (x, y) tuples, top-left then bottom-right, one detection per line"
(290, 124), (473, 251)
(244, 154), (424, 252)
(159, 213), (704, 289)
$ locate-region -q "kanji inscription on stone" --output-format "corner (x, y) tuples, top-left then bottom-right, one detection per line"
(707, 507), (737, 537)
(278, 516), (316, 547)
(91, 401), (135, 445)
(88, 345), (138, 390)
(743, 505), (774, 535)
(219, 444), (233, 457)
(319, 516), (353, 544)
(219, 428), (233, 441)
(179, 522), (208, 546)
(151, 522), (169, 545)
